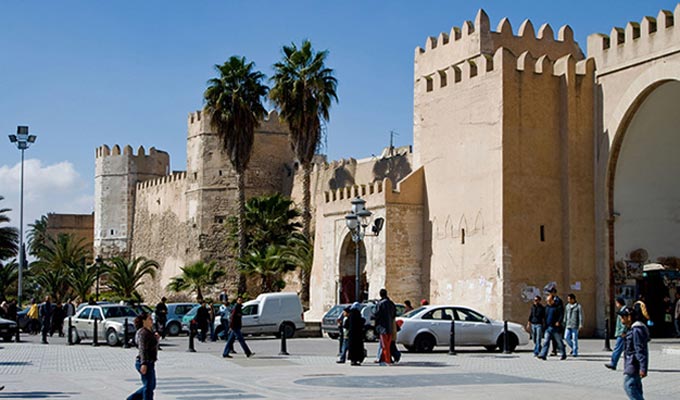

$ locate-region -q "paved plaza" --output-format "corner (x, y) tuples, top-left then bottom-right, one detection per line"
(0, 334), (679, 399)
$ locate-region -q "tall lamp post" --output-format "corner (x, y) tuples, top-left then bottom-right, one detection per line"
(345, 196), (384, 302)
(95, 255), (103, 302)
(7, 126), (37, 307)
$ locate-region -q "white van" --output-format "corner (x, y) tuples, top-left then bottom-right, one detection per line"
(241, 292), (304, 338)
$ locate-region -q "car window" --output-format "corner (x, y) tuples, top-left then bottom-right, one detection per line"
(78, 308), (92, 320)
(186, 305), (200, 317)
(90, 308), (102, 320)
(395, 305), (406, 316)
(242, 304), (258, 316)
(455, 308), (486, 322)
(177, 305), (193, 315)
(104, 306), (137, 318)
(402, 307), (426, 318)
(325, 305), (345, 318)
(422, 308), (455, 321)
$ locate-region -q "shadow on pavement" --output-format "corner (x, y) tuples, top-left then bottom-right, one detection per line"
(648, 368), (680, 373)
(0, 362), (32, 366)
(0, 392), (79, 398)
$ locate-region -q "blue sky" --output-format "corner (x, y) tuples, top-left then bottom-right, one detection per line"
(1, 0), (678, 229)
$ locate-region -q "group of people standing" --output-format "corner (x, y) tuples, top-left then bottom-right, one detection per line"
(527, 287), (583, 360)
(23, 296), (75, 344)
(336, 288), (399, 366)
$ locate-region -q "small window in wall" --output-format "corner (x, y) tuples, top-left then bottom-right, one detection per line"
(540, 225), (545, 242)
(461, 229), (465, 245)
(425, 76), (433, 92)
(214, 216), (225, 224)
(218, 170), (222, 176)
(193, 172), (198, 180)
(110, 229), (115, 235)
(438, 70), (447, 87)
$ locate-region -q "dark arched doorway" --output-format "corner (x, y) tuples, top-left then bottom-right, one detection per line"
(608, 80), (680, 336)
(338, 234), (367, 303)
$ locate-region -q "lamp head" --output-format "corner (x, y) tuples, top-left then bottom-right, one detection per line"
(345, 213), (359, 231)
(27, 135), (36, 143)
(350, 197), (366, 215)
(372, 217), (385, 236)
(8, 135), (17, 143)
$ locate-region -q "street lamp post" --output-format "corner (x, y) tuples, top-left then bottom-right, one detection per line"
(344, 197), (384, 302)
(95, 255), (103, 302)
(7, 126), (37, 308)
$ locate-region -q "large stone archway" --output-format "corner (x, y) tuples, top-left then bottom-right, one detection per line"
(606, 79), (680, 330)
(338, 233), (367, 303)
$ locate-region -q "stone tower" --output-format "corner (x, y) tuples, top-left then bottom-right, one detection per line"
(94, 144), (169, 258)
(413, 10), (596, 327)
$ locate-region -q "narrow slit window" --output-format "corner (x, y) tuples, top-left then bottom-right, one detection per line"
(461, 228), (465, 245)
(425, 77), (434, 92)
(438, 70), (447, 87)
(540, 225), (545, 242)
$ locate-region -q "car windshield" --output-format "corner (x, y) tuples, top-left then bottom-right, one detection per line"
(325, 305), (345, 318)
(103, 306), (137, 318)
(185, 305), (200, 317)
(401, 306), (427, 318)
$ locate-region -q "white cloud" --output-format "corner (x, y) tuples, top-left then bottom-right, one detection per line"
(0, 159), (93, 235)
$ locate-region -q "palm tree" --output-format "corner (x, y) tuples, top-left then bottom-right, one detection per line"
(239, 245), (290, 293)
(34, 267), (69, 303)
(167, 261), (225, 300)
(204, 56), (269, 295)
(270, 40), (337, 302)
(280, 233), (314, 292)
(66, 260), (99, 303)
(32, 233), (91, 272)
(27, 215), (49, 257)
(0, 196), (19, 260)
(106, 256), (159, 300)
(0, 260), (18, 299)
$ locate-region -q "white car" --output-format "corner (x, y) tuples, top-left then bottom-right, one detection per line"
(396, 305), (529, 353)
(68, 304), (137, 346)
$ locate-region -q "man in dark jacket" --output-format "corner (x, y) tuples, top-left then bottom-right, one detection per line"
(374, 288), (396, 365)
(538, 294), (566, 360)
(39, 296), (52, 344)
(194, 299), (209, 342)
(222, 296), (253, 358)
(527, 295), (546, 356)
(155, 297), (168, 339)
(620, 306), (649, 400)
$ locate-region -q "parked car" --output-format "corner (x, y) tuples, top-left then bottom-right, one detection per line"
(129, 304), (153, 316)
(17, 306), (32, 332)
(181, 303), (222, 335)
(238, 293), (305, 338)
(321, 301), (406, 341)
(75, 301), (113, 313)
(395, 305), (530, 353)
(0, 317), (18, 341)
(153, 302), (196, 336)
(68, 304), (137, 346)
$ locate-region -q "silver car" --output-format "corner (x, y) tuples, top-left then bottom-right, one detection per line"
(396, 305), (529, 352)
(68, 304), (137, 346)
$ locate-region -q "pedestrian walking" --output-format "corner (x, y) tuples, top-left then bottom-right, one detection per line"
(336, 307), (351, 363)
(547, 286), (564, 356)
(127, 312), (158, 400)
(527, 295), (545, 357)
(347, 302), (365, 366)
(27, 299), (39, 335)
(50, 303), (65, 337)
(154, 297), (168, 339)
(605, 297), (629, 370)
(207, 300), (216, 341)
(537, 294), (567, 360)
(194, 299), (209, 342)
(374, 288), (396, 365)
(222, 296), (253, 358)
(38, 296), (52, 344)
(563, 293), (583, 357)
(619, 306), (650, 400)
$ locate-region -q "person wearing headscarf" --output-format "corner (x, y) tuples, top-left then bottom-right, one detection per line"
(347, 302), (365, 366)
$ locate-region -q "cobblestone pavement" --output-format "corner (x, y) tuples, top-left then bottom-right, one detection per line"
(1, 335), (678, 399)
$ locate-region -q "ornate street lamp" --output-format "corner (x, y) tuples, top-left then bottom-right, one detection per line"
(7, 126), (37, 307)
(344, 197), (384, 302)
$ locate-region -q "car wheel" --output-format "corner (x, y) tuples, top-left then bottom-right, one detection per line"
(414, 333), (436, 353)
(70, 327), (81, 344)
(484, 345), (497, 352)
(279, 322), (295, 339)
(496, 333), (518, 352)
(106, 328), (120, 346)
(167, 322), (181, 337)
(364, 327), (376, 342)
(403, 344), (415, 352)
(327, 332), (339, 340)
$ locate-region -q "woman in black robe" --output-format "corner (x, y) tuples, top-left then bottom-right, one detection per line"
(347, 302), (365, 366)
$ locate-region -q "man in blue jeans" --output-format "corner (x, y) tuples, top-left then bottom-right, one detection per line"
(619, 306), (649, 400)
(222, 296), (253, 358)
(527, 295), (545, 357)
(538, 294), (566, 360)
(605, 297), (628, 370)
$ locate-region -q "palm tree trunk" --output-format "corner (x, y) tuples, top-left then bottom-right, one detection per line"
(237, 171), (247, 295)
(197, 287), (203, 301)
(300, 163), (312, 305)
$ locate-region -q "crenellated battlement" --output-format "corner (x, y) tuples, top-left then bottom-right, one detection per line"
(415, 9), (583, 85)
(587, 4), (680, 72)
(137, 171), (187, 190)
(95, 144), (166, 160)
(188, 109), (288, 138)
(323, 179), (386, 204)
(418, 45), (594, 94)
